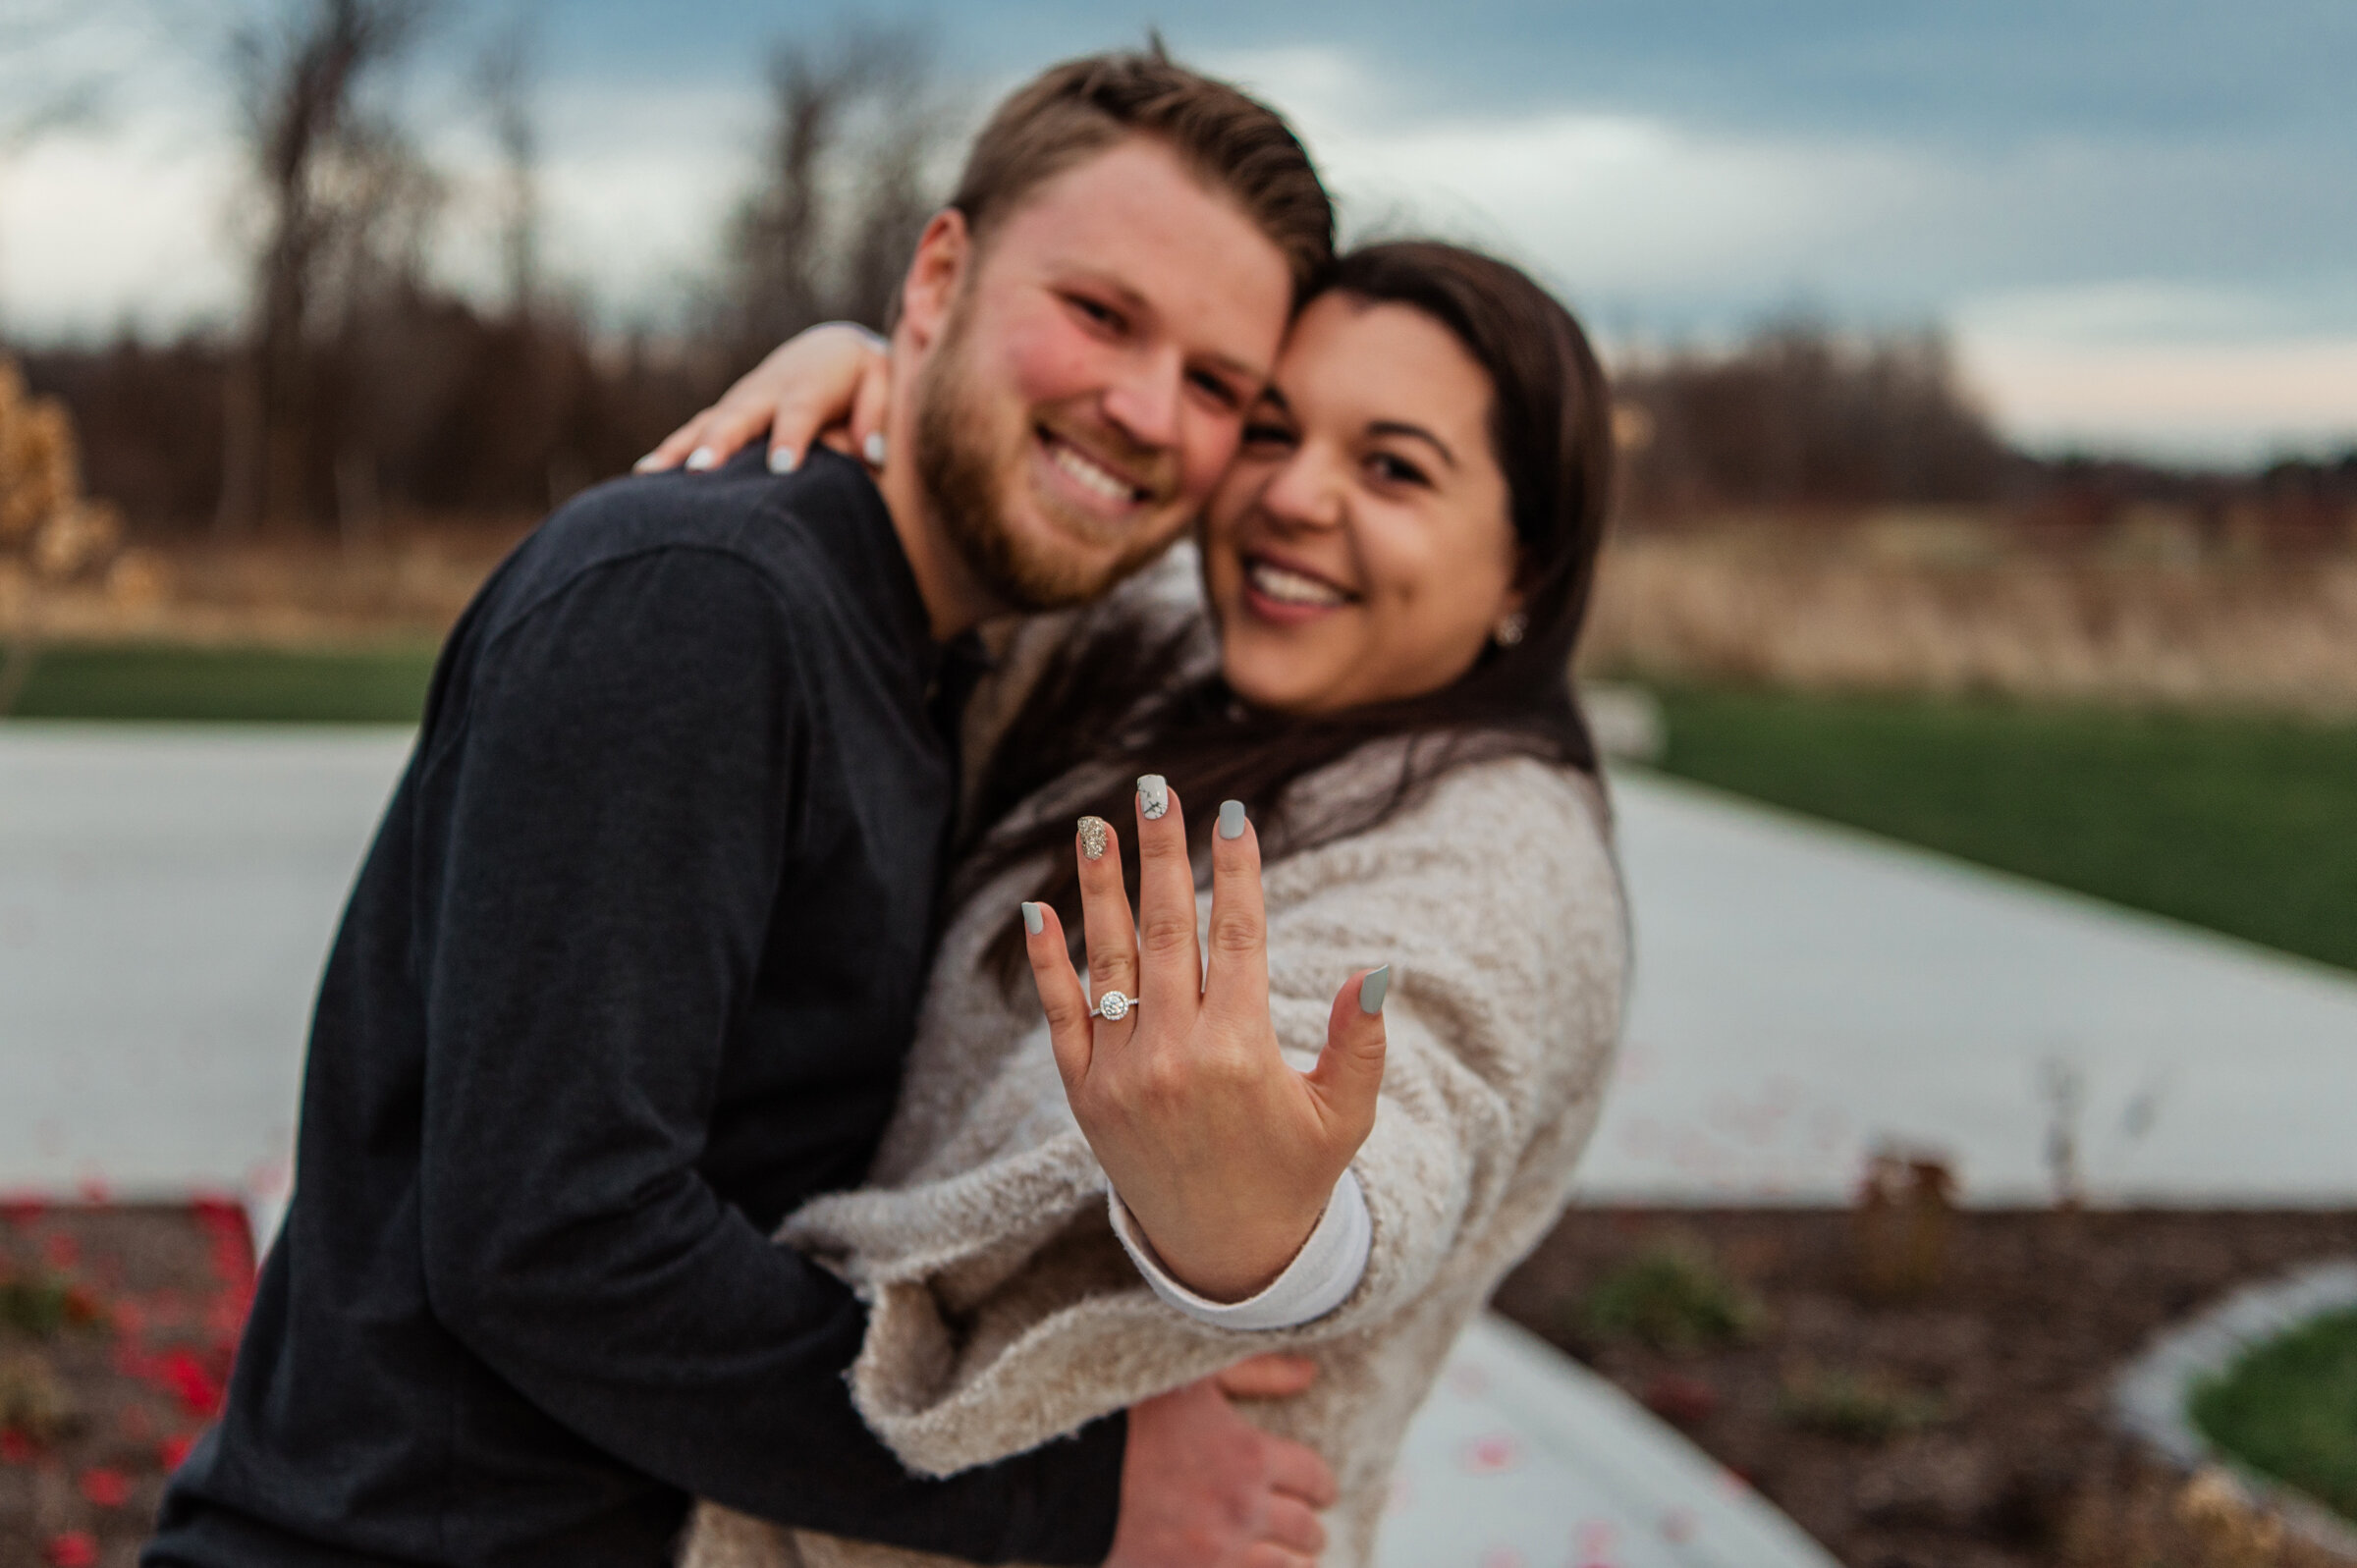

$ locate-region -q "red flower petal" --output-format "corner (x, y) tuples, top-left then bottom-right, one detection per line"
(159, 1433), (197, 1472)
(80, 1467), (133, 1507)
(44, 1532), (99, 1568)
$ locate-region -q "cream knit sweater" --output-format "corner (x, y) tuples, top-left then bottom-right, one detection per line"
(683, 627), (1626, 1568)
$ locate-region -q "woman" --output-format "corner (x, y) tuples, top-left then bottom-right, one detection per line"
(666, 243), (1627, 1568)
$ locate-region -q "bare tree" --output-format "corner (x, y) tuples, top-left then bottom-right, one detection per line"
(719, 23), (950, 368)
(217, 0), (437, 533)
(471, 12), (541, 321)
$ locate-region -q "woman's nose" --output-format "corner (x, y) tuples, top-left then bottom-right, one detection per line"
(1257, 449), (1345, 532)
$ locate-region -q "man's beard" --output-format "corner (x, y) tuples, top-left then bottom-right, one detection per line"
(912, 305), (1181, 613)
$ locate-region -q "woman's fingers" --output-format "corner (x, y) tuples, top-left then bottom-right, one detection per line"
(693, 399), (781, 472)
(1307, 967), (1390, 1150)
(848, 349), (892, 459)
(1019, 900), (1095, 1089)
(1202, 799), (1270, 1023)
(1075, 816), (1142, 1037)
(633, 409), (717, 473)
(1131, 776), (1203, 1014)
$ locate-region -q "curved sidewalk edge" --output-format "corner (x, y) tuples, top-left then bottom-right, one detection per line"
(1376, 1312), (1841, 1568)
(2112, 1259), (2357, 1559)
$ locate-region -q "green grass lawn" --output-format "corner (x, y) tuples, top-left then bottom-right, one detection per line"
(1, 643), (438, 724)
(2190, 1306), (2357, 1524)
(1647, 687), (2357, 974)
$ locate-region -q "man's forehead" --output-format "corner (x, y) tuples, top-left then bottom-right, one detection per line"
(980, 142), (1289, 365)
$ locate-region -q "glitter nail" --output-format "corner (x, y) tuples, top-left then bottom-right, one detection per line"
(1077, 816), (1111, 860)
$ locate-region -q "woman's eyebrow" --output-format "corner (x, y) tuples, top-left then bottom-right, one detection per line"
(1368, 420), (1457, 469)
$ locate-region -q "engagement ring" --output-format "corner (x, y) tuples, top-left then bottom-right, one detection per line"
(1091, 990), (1138, 1022)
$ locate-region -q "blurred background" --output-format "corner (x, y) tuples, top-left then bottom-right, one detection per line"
(4, 5), (2357, 1566)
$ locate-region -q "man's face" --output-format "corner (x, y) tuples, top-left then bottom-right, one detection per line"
(907, 135), (1296, 611)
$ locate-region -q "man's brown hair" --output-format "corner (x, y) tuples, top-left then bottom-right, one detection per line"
(949, 46), (1333, 297)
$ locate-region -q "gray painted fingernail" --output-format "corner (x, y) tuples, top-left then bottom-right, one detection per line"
(1137, 775), (1169, 821)
(768, 446), (798, 474)
(862, 431), (888, 466)
(1077, 816), (1111, 860)
(1021, 901), (1044, 936)
(631, 452), (663, 473)
(1359, 964), (1391, 1015)
(1218, 799), (1246, 840)
(685, 446), (719, 471)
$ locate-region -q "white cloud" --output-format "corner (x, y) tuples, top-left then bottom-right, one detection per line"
(1956, 332), (2357, 461)
(0, 131), (243, 340)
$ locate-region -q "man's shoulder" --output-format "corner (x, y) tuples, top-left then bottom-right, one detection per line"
(492, 449), (883, 628)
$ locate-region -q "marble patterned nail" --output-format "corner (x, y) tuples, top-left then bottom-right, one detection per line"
(1077, 816), (1111, 860)
(1137, 775), (1170, 821)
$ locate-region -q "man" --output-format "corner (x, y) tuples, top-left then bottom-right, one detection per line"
(147, 52), (1336, 1568)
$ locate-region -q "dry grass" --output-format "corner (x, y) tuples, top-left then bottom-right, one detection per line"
(0, 520), (529, 650)
(1582, 513), (2357, 716)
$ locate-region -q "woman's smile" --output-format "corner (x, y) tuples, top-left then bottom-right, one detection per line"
(1237, 548), (1358, 624)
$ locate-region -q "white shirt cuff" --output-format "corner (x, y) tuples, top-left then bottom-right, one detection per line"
(1108, 1169), (1371, 1331)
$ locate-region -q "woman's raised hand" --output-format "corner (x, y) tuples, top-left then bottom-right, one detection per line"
(1021, 780), (1389, 1304)
(633, 322), (892, 476)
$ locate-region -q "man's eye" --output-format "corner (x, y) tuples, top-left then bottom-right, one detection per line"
(1067, 295), (1122, 331)
(1241, 422), (1296, 448)
(1189, 370), (1242, 410)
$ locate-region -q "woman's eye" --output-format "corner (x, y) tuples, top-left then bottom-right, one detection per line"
(1369, 452), (1430, 487)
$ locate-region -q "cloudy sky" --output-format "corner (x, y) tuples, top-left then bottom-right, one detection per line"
(4, 0), (2352, 461)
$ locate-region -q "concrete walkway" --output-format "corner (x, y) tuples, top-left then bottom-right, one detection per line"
(1373, 1313), (1840, 1568)
(1581, 774), (2357, 1205)
(9, 724), (2357, 1205)
(0, 726), (411, 1198)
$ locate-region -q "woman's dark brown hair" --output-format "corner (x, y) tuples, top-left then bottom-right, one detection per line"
(961, 240), (1617, 990)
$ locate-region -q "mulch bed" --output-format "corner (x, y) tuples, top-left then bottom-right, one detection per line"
(0, 1201), (250, 1568)
(10, 1199), (2357, 1567)
(1495, 1206), (2357, 1568)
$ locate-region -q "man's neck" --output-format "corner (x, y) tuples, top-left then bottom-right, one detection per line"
(875, 421), (1005, 644)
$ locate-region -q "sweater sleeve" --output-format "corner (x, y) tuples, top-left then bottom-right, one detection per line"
(411, 548), (1123, 1566)
(1250, 762), (1626, 1339)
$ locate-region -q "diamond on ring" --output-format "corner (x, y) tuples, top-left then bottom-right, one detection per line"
(1092, 991), (1136, 1021)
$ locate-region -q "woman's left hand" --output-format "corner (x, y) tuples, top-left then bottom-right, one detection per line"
(633, 322), (891, 476)
(1021, 781), (1389, 1304)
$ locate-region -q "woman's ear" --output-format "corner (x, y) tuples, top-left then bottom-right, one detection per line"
(897, 209), (970, 352)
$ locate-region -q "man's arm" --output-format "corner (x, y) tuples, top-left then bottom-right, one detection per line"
(411, 546), (1120, 1563)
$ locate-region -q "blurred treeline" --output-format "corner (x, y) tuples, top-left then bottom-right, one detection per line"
(9, 0), (2356, 549)
(11, 1), (943, 538)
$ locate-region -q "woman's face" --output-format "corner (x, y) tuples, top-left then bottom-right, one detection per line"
(1200, 293), (1523, 716)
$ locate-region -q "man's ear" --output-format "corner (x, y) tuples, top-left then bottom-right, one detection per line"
(897, 209), (971, 352)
